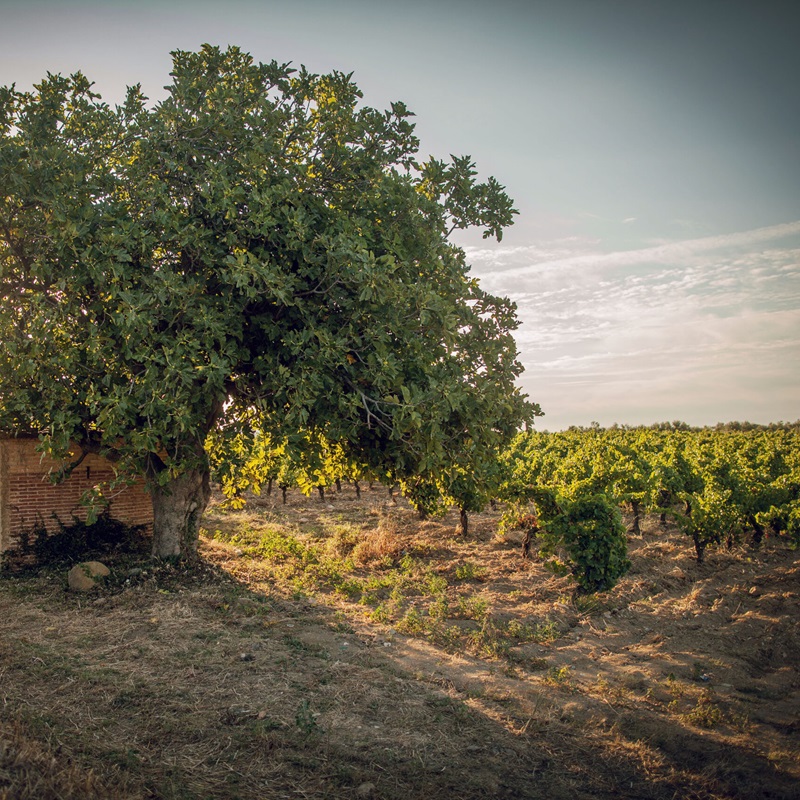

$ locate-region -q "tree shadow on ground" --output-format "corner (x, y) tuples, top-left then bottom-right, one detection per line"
(1, 536), (797, 800)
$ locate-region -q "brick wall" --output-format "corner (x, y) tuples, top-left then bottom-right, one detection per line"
(0, 438), (153, 553)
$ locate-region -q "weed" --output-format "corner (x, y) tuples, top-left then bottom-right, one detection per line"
(428, 593), (449, 621)
(399, 553), (416, 575)
(455, 561), (486, 581)
(370, 603), (391, 623)
(572, 593), (602, 616)
(396, 608), (427, 636)
(544, 665), (573, 688)
(335, 577), (364, 600)
(254, 526), (315, 564)
(665, 673), (684, 697)
(534, 619), (561, 643)
(462, 616), (512, 659)
(728, 710), (751, 731)
(593, 674), (631, 700)
(594, 675), (611, 695)
(295, 700), (319, 737)
(457, 595), (489, 621)
(502, 617), (559, 644)
(477, 634), (511, 659)
(681, 691), (723, 728)
(439, 625), (464, 647)
(426, 573), (448, 595)
(359, 573), (398, 605)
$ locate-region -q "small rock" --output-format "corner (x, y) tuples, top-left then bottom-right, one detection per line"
(68, 561), (110, 592)
(239, 652), (255, 662)
(356, 783), (376, 798)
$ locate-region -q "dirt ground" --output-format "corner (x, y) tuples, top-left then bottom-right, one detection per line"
(0, 484), (797, 799)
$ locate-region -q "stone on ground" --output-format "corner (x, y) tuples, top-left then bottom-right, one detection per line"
(67, 561), (110, 592)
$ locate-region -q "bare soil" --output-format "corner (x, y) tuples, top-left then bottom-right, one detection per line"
(0, 484), (797, 799)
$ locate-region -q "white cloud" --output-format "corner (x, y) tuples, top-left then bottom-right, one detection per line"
(467, 220), (800, 281)
(469, 222), (800, 428)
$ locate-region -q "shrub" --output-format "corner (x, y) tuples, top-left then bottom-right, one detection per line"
(10, 512), (150, 567)
(537, 494), (630, 593)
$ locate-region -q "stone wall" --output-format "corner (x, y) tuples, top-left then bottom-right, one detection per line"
(0, 438), (153, 553)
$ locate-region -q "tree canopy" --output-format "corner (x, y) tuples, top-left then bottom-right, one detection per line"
(0, 45), (539, 557)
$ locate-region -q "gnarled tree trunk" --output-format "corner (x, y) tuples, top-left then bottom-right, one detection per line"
(149, 465), (211, 559)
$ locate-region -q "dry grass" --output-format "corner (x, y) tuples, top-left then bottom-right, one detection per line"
(0, 484), (798, 799)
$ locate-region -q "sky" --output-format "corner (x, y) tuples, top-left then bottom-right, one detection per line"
(1, 0), (798, 429)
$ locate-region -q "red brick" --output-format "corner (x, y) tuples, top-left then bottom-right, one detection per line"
(1, 437), (153, 553)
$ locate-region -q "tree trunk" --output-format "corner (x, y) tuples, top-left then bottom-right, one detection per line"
(630, 500), (641, 535)
(317, 485), (325, 502)
(521, 517), (538, 560)
(353, 480), (361, 499)
(684, 500), (704, 563)
(692, 532), (706, 564)
(522, 529), (532, 559)
(459, 508), (469, 537)
(748, 514), (765, 548)
(150, 466), (211, 559)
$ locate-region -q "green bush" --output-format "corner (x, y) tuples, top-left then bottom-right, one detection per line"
(537, 494), (630, 593)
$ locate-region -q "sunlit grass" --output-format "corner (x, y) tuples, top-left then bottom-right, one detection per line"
(202, 513), (563, 660)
